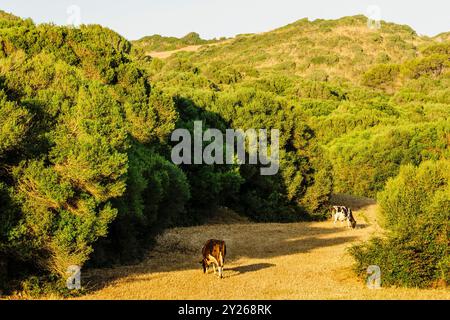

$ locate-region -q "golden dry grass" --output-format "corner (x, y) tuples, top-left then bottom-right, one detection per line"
(77, 196), (449, 300)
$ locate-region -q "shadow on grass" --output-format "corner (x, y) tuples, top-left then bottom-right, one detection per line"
(330, 194), (376, 211)
(226, 263), (276, 277)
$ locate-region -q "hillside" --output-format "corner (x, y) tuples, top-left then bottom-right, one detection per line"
(0, 11), (448, 296)
(142, 15), (450, 198)
(143, 16), (438, 79)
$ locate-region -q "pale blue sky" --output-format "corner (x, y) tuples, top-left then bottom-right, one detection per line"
(1, 0), (449, 40)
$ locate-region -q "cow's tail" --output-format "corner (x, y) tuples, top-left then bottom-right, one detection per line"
(224, 242), (227, 260)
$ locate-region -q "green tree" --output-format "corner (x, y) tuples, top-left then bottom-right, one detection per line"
(350, 160), (450, 288)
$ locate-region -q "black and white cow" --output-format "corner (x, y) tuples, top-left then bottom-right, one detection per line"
(331, 206), (357, 229)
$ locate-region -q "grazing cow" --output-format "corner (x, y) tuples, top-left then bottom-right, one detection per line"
(200, 239), (226, 279)
(331, 206), (357, 229)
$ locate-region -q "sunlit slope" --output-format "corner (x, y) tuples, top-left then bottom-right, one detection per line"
(140, 15), (449, 199)
(141, 15), (439, 80)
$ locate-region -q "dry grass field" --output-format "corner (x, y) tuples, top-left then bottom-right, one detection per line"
(75, 195), (449, 300)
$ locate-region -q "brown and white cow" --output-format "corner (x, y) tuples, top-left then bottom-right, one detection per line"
(200, 239), (226, 278)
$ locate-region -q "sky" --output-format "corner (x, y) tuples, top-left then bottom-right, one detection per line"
(1, 0), (449, 40)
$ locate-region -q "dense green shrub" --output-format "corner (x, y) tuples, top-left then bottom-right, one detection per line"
(91, 145), (190, 265)
(328, 122), (450, 197)
(0, 91), (31, 155)
(0, 14), (190, 289)
(133, 32), (216, 52)
(402, 54), (449, 79)
(422, 42), (450, 56)
(296, 80), (348, 100)
(203, 61), (243, 84)
(362, 64), (400, 88)
(350, 160), (449, 288)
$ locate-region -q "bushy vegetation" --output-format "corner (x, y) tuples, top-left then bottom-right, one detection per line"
(133, 32), (219, 52)
(350, 160), (449, 288)
(0, 11), (329, 294)
(328, 122), (450, 197)
(0, 11), (190, 292)
(362, 64), (400, 89)
(0, 9), (448, 294)
(146, 26), (449, 198)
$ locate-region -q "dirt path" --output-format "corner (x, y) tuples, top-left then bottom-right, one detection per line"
(147, 39), (233, 59)
(147, 45), (204, 59)
(79, 196), (449, 300)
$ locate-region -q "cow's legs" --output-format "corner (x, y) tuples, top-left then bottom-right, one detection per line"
(213, 264), (216, 275)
